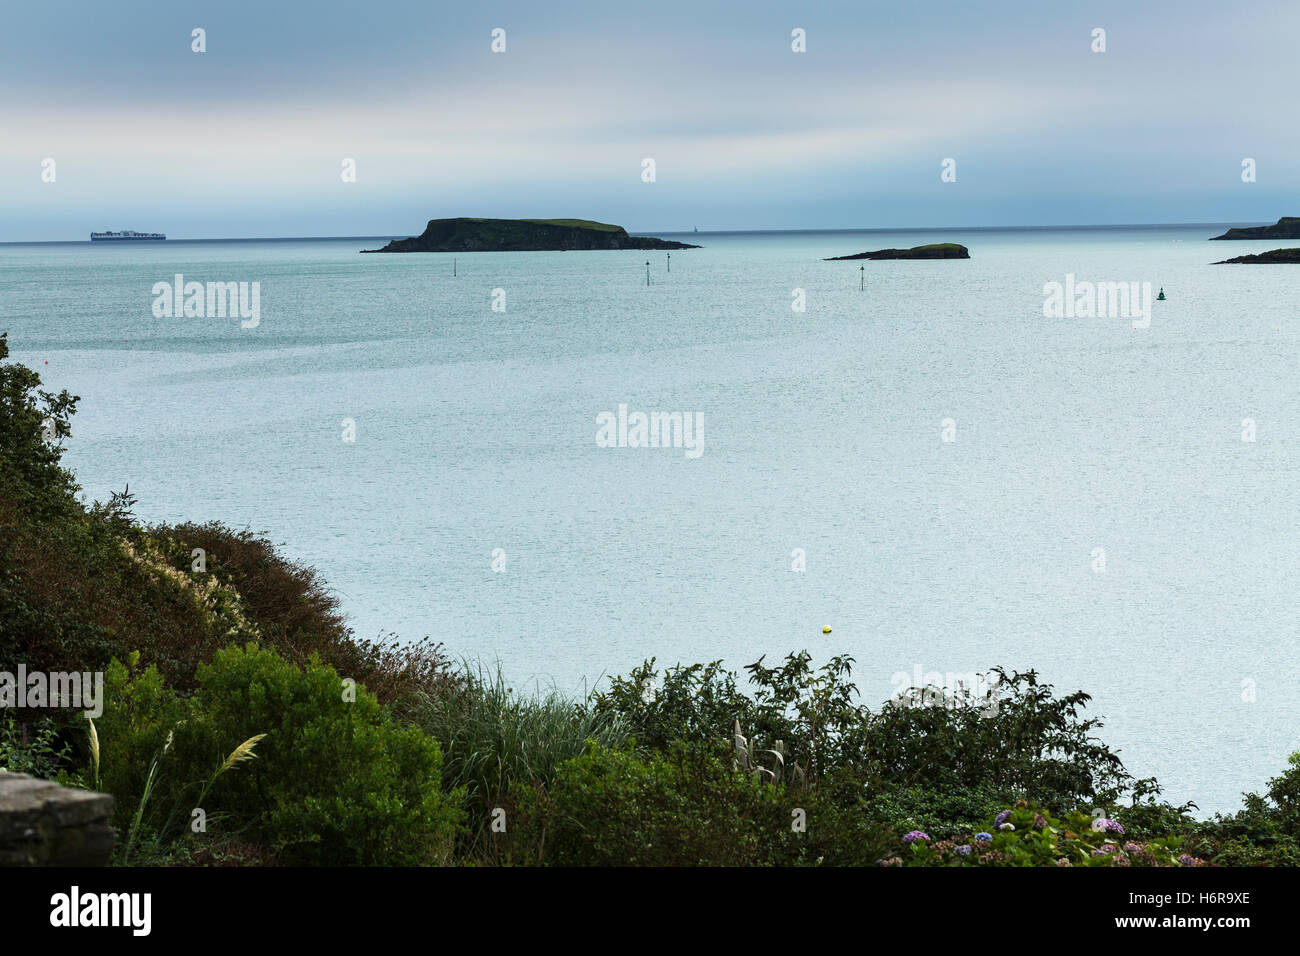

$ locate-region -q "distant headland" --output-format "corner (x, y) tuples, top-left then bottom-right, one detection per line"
(1213, 248), (1300, 264)
(825, 243), (969, 261)
(361, 218), (699, 253)
(1209, 217), (1300, 240)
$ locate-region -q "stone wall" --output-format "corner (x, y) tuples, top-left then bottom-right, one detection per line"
(0, 771), (114, 866)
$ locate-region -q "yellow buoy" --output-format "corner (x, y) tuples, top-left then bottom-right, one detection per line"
(822, 626), (832, 634)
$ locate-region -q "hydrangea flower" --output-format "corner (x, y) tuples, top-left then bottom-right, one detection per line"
(903, 830), (931, 843)
(998, 823), (1015, 831)
(974, 832), (993, 842)
(1178, 854), (1204, 867)
(994, 810), (1011, 828)
(954, 845), (972, 856)
(1091, 817), (1124, 835)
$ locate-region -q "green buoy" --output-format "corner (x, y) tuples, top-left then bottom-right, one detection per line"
(1156, 288), (1166, 301)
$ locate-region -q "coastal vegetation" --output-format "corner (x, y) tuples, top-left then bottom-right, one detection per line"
(2, 332), (1298, 866)
(1210, 217), (1300, 240)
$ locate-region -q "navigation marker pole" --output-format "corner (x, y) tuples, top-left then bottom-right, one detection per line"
(453, 258), (457, 277)
(667, 252), (671, 273)
(646, 261), (651, 286)
(860, 265), (864, 291)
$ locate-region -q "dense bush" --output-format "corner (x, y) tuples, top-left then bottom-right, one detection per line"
(413, 662), (629, 859)
(885, 802), (1201, 867)
(521, 739), (799, 866)
(0, 714), (76, 781)
(858, 783), (1008, 841)
(0, 332), (79, 521)
(94, 645), (464, 865)
(597, 653), (1137, 813)
(1183, 754), (1300, 866)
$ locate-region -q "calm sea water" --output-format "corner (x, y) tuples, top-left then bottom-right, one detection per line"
(3, 225), (1297, 815)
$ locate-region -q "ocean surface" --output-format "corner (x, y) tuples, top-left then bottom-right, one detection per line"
(3, 225), (1297, 816)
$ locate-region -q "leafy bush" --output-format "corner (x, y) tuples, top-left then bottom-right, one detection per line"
(1186, 752), (1300, 865)
(859, 783), (1008, 841)
(0, 332), (79, 521)
(866, 668), (1134, 809)
(94, 645), (465, 865)
(0, 714), (77, 781)
(598, 653), (1138, 812)
(886, 802), (1202, 867)
(527, 739), (799, 866)
(413, 662), (629, 860)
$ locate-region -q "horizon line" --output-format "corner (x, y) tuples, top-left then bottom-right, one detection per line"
(0, 220), (1265, 246)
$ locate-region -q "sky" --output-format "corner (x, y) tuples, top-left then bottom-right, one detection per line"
(1, 0), (1297, 240)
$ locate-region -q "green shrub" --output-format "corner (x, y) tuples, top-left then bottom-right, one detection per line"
(0, 331), (79, 521)
(1187, 752), (1300, 865)
(0, 714), (78, 781)
(527, 739), (806, 866)
(593, 658), (758, 753)
(598, 654), (1138, 812)
(887, 802), (1201, 867)
(186, 644), (464, 865)
(859, 783), (1008, 840)
(93, 652), (190, 840)
(866, 669), (1133, 810)
(413, 662), (629, 860)
(94, 645), (465, 865)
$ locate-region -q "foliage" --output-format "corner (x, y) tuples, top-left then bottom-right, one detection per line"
(858, 783), (1008, 841)
(866, 668), (1134, 809)
(413, 661), (629, 859)
(598, 654), (1135, 812)
(1185, 752), (1300, 866)
(93, 646), (464, 865)
(525, 739), (796, 866)
(886, 802), (1202, 867)
(0, 714), (77, 781)
(0, 331), (80, 521)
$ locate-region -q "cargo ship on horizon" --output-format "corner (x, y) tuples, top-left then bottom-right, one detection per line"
(90, 230), (166, 241)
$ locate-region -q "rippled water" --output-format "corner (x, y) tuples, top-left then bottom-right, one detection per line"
(4, 225), (1297, 814)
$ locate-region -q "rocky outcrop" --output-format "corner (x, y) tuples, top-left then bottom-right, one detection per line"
(825, 243), (970, 260)
(362, 218), (700, 253)
(1210, 217), (1300, 240)
(1213, 248), (1300, 264)
(0, 771), (114, 866)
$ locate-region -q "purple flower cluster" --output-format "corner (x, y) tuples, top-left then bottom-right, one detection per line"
(954, 845), (972, 856)
(974, 832), (993, 842)
(994, 810), (1011, 828)
(902, 830), (931, 844)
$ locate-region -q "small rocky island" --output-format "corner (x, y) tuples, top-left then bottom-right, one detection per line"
(1213, 248), (1300, 264)
(825, 243), (969, 261)
(362, 218), (699, 253)
(1210, 217), (1300, 240)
